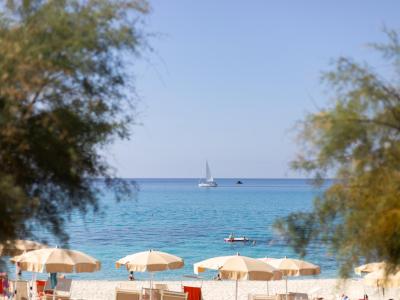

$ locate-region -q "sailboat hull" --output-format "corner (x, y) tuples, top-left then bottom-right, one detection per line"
(198, 182), (218, 187)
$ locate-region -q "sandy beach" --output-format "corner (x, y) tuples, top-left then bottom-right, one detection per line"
(69, 279), (399, 300)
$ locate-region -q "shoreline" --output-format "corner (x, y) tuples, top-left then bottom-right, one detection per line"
(68, 279), (398, 300)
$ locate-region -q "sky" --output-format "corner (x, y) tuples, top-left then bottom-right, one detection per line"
(106, 0), (400, 178)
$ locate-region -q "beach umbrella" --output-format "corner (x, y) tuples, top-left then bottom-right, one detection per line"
(195, 254), (281, 300)
(194, 255), (233, 274)
(355, 262), (386, 275)
(116, 250), (184, 300)
(0, 240), (47, 256)
(364, 269), (400, 288)
(1, 240), (48, 292)
(11, 247), (101, 273)
(355, 262), (387, 297)
(363, 268), (400, 297)
(259, 257), (320, 299)
(11, 247), (100, 300)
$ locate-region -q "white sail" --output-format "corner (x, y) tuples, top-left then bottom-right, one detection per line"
(199, 161), (217, 187)
(206, 161), (214, 182)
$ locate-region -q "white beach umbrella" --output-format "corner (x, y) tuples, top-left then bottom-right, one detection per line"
(11, 247), (101, 273)
(11, 247), (100, 300)
(363, 268), (400, 288)
(116, 250), (184, 300)
(355, 262), (386, 275)
(194, 255), (233, 274)
(195, 254), (281, 300)
(355, 262), (389, 297)
(116, 250), (184, 272)
(259, 257), (320, 299)
(0, 240), (47, 257)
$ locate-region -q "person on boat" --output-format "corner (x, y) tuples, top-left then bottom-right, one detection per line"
(228, 233), (234, 240)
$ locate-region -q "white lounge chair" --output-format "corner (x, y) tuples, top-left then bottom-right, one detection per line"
(289, 292), (309, 300)
(249, 295), (277, 300)
(160, 290), (188, 300)
(44, 295), (71, 300)
(143, 288), (161, 300)
(115, 287), (141, 300)
(14, 280), (29, 300)
(43, 278), (73, 300)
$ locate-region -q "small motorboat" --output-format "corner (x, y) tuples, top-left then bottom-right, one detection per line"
(236, 180), (243, 184)
(224, 234), (249, 243)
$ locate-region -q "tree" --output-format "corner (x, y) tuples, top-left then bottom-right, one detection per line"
(0, 0), (148, 256)
(274, 29), (400, 276)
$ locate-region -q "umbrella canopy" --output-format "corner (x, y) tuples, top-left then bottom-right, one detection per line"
(364, 269), (400, 288)
(259, 257), (320, 299)
(194, 255), (232, 274)
(116, 250), (184, 272)
(0, 240), (47, 256)
(195, 254), (281, 280)
(355, 262), (386, 275)
(259, 257), (320, 276)
(11, 247), (101, 273)
(219, 255), (281, 281)
(195, 254), (281, 300)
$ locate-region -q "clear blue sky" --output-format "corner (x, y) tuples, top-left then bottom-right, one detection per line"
(107, 0), (400, 178)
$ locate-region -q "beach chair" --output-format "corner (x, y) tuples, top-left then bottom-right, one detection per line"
(36, 280), (46, 299)
(182, 286), (201, 300)
(115, 287), (141, 300)
(43, 279), (53, 295)
(44, 295), (71, 300)
(43, 278), (72, 300)
(289, 293), (309, 300)
(14, 280), (29, 300)
(160, 290), (188, 300)
(249, 295), (277, 300)
(55, 278), (72, 295)
(276, 294), (295, 300)
(0, 281), (6, 300)
(143, 288), (161, 300)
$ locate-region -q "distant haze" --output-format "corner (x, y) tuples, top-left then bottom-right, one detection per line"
(107, 0), (400, 178)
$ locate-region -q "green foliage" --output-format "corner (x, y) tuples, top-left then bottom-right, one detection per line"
(275, 29), (400, 277)
(0, 0), (148, 253)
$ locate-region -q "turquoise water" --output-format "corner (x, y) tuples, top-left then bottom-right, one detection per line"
(20, 179), (338, 280)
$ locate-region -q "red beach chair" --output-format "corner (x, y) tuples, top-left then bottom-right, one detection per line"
(36, 280), (46, 299)
(183, 286), (201, 300)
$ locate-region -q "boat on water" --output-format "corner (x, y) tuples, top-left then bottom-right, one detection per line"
(224, 233), (249, 243)
(236, 180), (243, 184)
(198, 161), (218, 187)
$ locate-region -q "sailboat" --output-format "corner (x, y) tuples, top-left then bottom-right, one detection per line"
(198, 161), (218, 187)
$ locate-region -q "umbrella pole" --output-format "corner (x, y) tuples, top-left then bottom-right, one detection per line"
(285, 276), (288, 300)
(267, 280), (269, 296)
(150, 272), (153, 300)
(31, 273), (36, 300)
(235, 279), (238, 300)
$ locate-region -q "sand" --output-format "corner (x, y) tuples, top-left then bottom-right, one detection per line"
(69, 279), (399, 300)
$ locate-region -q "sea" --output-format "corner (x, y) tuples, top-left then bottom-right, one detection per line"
(14, 178), (339, 281)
